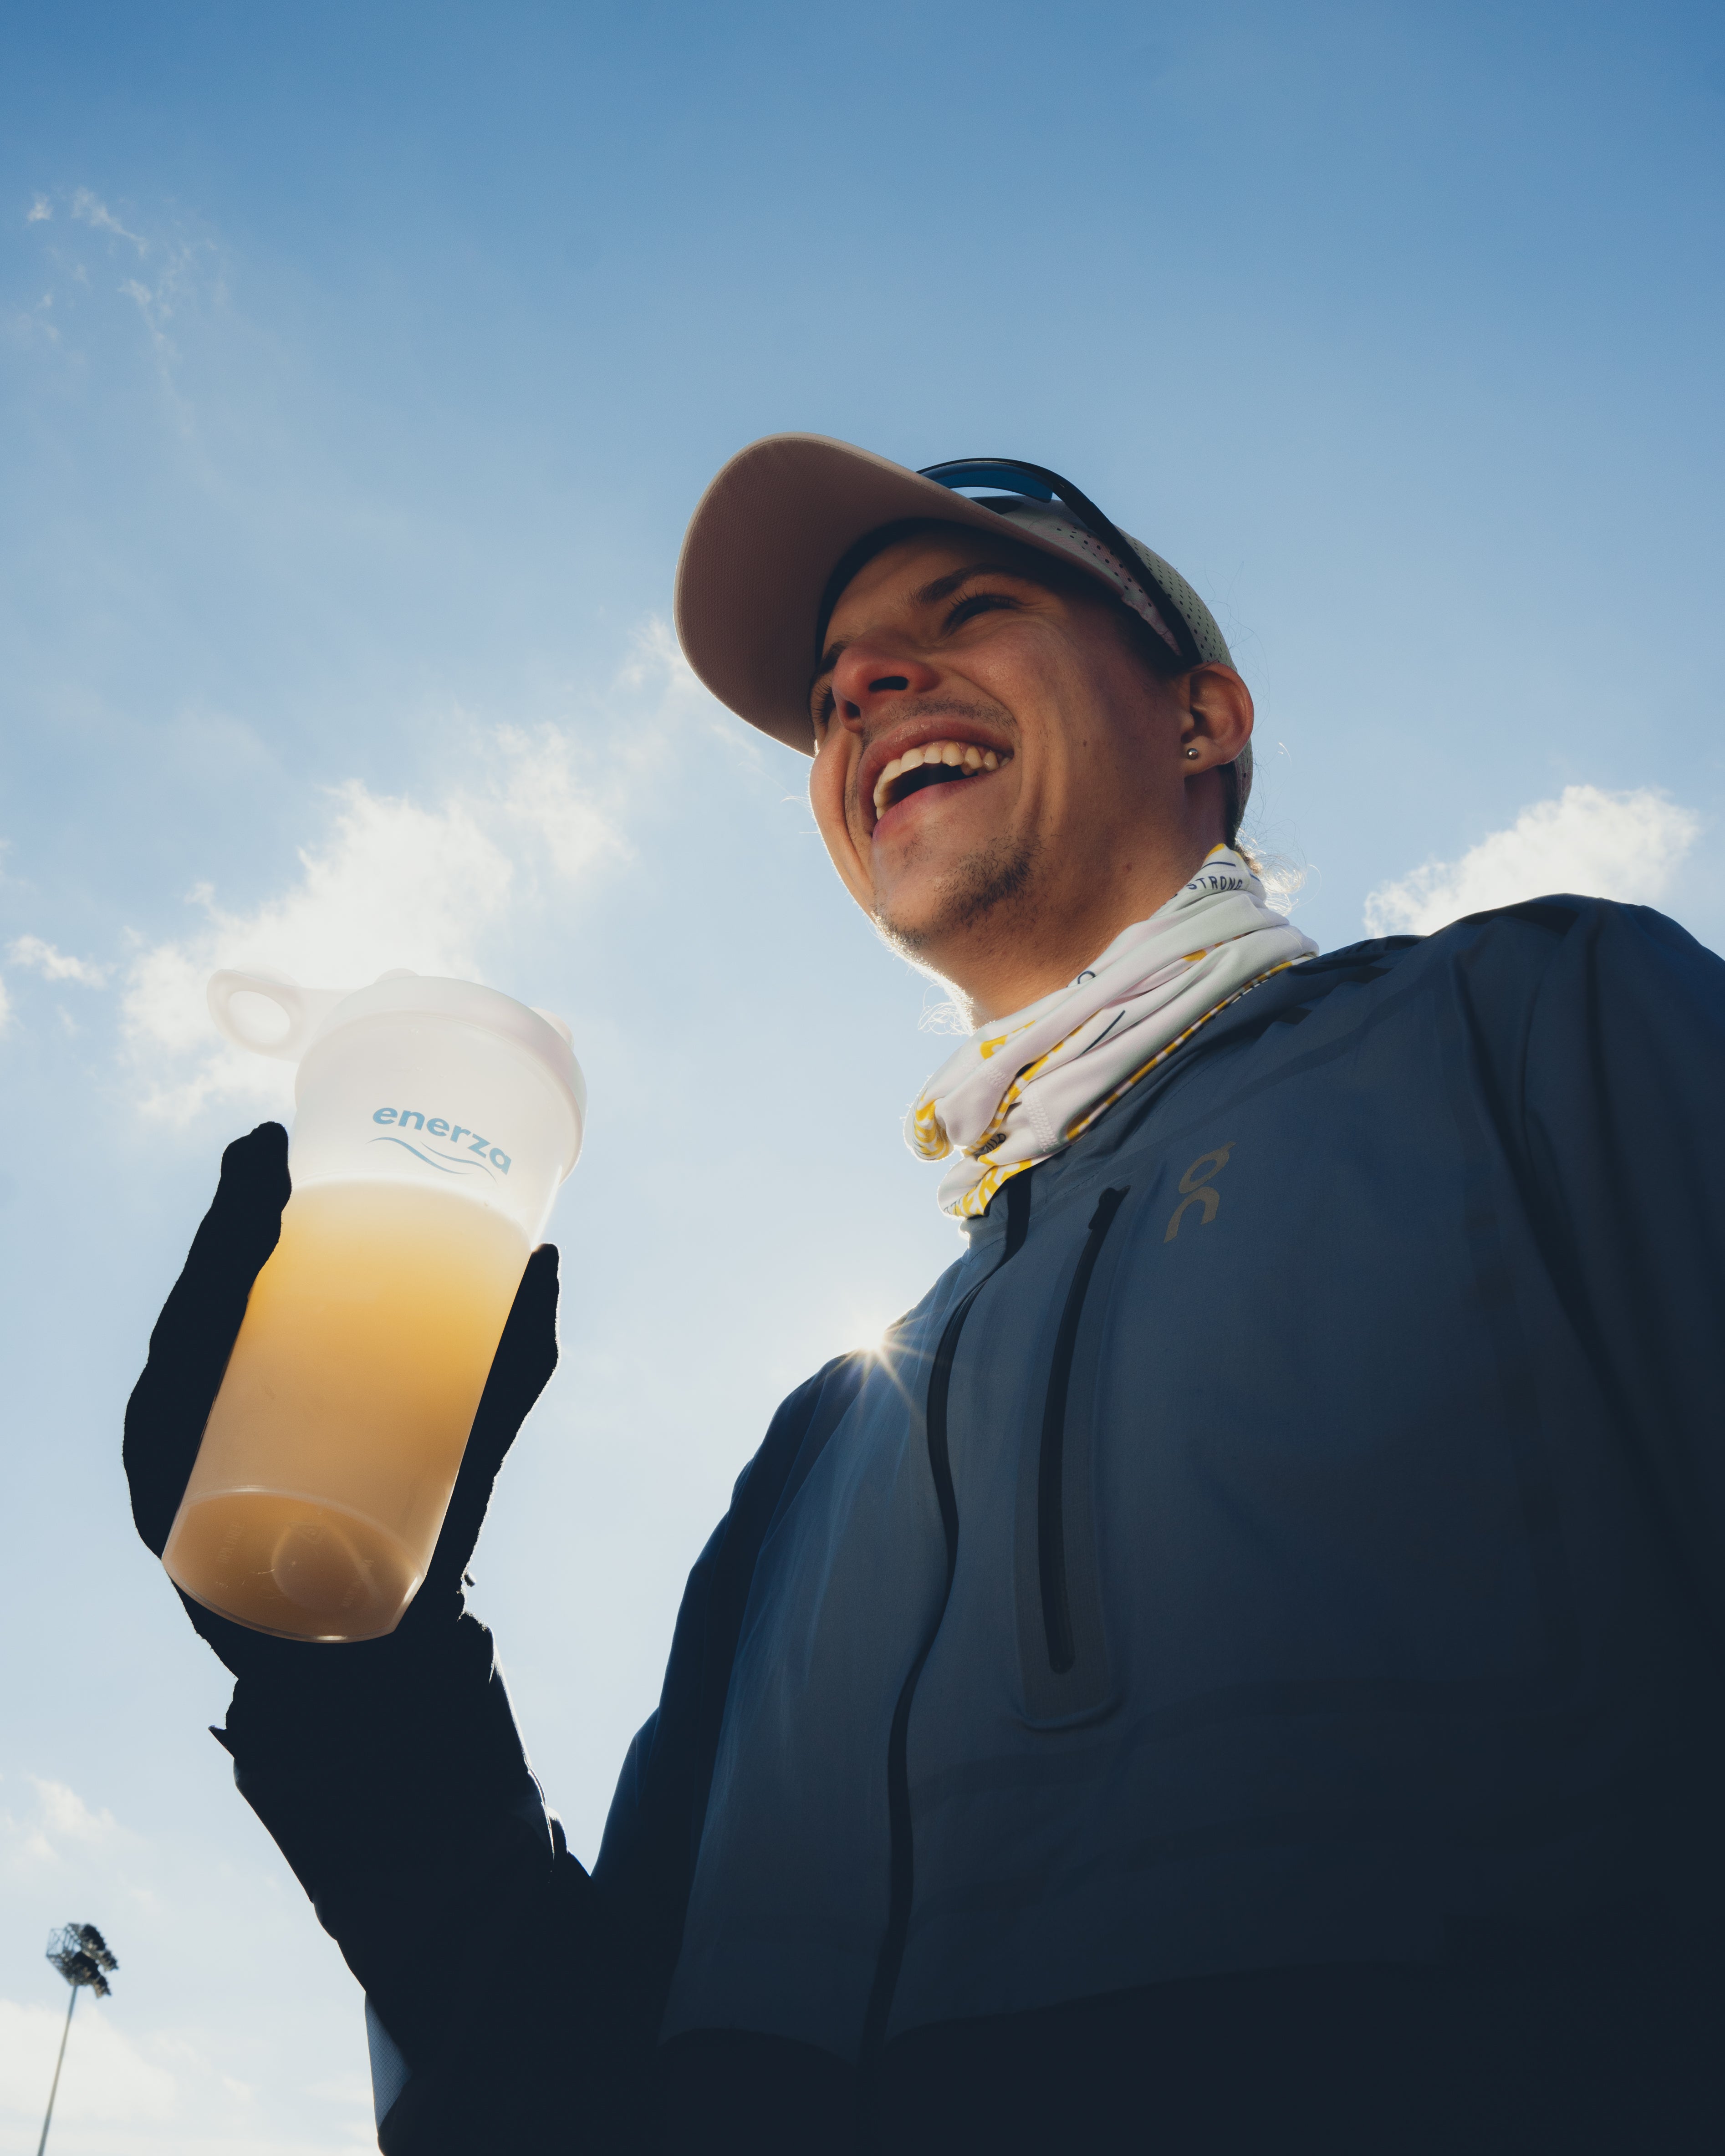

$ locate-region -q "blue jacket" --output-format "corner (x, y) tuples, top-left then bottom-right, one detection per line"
(226, 897), (1725, 2147)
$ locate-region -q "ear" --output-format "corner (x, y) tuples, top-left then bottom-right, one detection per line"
(1179, 665), (1254, 771)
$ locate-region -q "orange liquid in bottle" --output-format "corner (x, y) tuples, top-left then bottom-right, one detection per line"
(163, 1180), (528, 1641)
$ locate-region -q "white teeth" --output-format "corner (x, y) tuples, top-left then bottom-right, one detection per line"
(871, 739), (1009, 817)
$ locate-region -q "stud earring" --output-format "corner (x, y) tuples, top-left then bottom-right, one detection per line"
(1184, 748), (1199, 759)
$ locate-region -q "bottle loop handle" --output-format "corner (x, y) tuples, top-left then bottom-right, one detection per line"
(206, 970), (347, 1063)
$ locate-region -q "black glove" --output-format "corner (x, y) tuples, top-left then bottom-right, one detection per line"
(124, 1122), (560, 1683)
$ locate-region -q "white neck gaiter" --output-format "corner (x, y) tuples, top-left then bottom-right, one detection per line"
(908, 845), (1317, 1218)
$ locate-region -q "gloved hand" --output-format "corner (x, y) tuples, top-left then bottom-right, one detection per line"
(124, 1122), (560, 1683)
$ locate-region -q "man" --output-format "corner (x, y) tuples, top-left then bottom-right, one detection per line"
(126, 436), (1725, 2152)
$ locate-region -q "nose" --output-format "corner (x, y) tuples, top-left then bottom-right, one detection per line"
(830, 638), (942, 728)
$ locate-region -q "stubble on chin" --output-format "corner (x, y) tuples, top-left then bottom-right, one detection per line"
(870, 831), (1042, 971)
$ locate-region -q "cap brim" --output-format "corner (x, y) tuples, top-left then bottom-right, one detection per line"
(674, 433), (1134, 756)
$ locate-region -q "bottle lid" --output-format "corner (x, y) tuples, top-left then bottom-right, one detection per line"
(207, 967), (587, 1159)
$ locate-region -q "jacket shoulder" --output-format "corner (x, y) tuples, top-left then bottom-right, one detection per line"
(1312, 898), (1725, 1130)
(1319, 895), (1722, 999)
(1125, 898), (1722, 1121)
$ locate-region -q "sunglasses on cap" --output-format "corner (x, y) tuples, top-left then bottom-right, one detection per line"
(917, 457), (1204, 670)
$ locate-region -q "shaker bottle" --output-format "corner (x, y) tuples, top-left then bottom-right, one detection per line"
(161, 968), (585, 1643)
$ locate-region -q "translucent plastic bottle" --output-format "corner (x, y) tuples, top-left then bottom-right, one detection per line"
(161, 968), (585, 1642)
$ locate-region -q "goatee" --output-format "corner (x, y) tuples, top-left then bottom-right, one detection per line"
(872, 835), (1042, 971)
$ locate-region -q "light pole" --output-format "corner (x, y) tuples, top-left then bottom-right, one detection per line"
(38, 1923), (117, 2156)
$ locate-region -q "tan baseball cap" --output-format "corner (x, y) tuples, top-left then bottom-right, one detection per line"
(674, 433), (1248, 808)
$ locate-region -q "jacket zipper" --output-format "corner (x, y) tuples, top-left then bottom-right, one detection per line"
(1038, 1187), (1129, 1672)
(858, 1172), (1033, 2118)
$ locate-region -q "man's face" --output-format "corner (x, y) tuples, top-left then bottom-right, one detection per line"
(807, 527), (1238, 1011)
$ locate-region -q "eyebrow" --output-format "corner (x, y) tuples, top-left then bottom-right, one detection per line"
(814, 561), (1049, 680)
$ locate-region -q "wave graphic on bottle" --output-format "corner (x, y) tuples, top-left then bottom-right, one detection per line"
(369, 1108), (512, 1175)
(370, 1134), (497, 1179)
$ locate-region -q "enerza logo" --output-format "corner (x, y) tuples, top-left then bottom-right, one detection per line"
(371, 1108), (512, 1180)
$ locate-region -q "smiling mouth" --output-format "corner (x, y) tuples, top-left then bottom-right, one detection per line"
(872, 739), (1006, 823)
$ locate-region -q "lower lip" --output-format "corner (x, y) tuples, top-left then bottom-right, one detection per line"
(871, 767), (1000, 842)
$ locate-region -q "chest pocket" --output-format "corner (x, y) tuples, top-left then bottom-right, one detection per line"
(1014, 1185), (1132, 1726)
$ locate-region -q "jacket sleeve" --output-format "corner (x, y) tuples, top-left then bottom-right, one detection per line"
(223, 1611), (647, 2152)
(219, 1353), (864, 2153)
(1507, 899), (1725, 1660)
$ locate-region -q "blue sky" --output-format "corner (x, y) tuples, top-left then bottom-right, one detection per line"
(2, 2), (1722, 2146)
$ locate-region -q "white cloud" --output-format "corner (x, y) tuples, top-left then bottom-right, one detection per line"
(8, 936), (110, 987)
(306, 2071), (373, 2105)
(0, 617), (708, 1114)
(0, 976), (10, 1032)
(70, 189), (146, 252)
(118, 246), (208, 387)
(33, 1779), (120, 1849)
(0, 1775), (124, 1871)
(0, 1769), (379, 2154)
(1363, 785), (1702, 938)
(31, 192), (214, 392)
(0, 1998), (177, 2124)
(494, 722), (641, 869)
(121, 703), (658, 1121)
(26, 195), (51, 224)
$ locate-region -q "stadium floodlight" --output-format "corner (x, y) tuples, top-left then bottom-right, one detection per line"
(38, 1924), (118, 2156)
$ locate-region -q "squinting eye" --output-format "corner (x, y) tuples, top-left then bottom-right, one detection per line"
(945, 592), (1017, 629)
